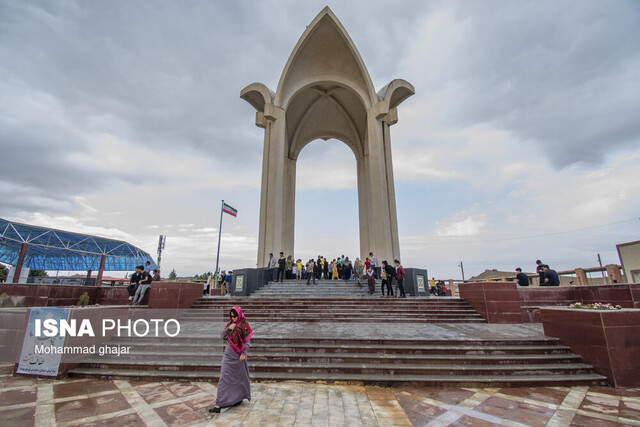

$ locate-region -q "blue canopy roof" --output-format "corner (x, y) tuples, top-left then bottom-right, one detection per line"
(0, 218), (157, 271)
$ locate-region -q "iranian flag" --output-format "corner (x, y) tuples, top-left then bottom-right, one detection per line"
(222, 202), (237, 217)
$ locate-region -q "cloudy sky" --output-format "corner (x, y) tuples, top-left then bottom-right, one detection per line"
(1, 0), (639, 279)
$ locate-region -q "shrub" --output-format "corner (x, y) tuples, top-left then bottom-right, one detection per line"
(77, 292), (90, 306)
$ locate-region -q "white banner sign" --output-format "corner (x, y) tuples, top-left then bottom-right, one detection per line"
(17, 307), (70, 376)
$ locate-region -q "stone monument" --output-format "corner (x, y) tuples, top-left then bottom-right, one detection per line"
(241, 7), (414, 267)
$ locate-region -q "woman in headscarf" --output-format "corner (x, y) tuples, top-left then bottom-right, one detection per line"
(209, 306), (253, 413)
(354, 258), (364, 288)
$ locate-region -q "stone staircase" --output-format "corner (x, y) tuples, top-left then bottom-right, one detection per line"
(66, 295), (607, 386)
(67, 335), (607, 387)
(250, 279), (382, 298)
(187, 297), (485, 323)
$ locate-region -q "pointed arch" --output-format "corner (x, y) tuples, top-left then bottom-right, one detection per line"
(274, 7), (377, 109)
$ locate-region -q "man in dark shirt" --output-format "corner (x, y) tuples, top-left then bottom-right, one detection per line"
(535, 260), (545, 286)
(132, 266), (153, 305)
(542, 265), (560, 286)
(515, 268), (529, 286)
(383, 260), (395, 297)
(277, 252), (286, 283)
(128, 267), (143, 300)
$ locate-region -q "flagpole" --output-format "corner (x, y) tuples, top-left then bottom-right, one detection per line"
(215, 199), (224, 276)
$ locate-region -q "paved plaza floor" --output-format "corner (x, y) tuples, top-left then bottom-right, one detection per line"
(1, 364), (639, 426)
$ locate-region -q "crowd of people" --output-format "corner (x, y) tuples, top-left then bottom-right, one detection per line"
(202, 270), (233, 296)
(266, 252), (411, 298)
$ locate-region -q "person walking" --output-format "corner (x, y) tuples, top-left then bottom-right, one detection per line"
(209, 306), (253, 413)
(382, 260), (395, 297)
(394, 259), (406, 298)
(331, 260), (339, 280)
(268, 253), (277, 281)
(429, 277), (436, 295)
(277, 252), (286, 282)
(285, 255), (293, 280)
(306, 259), (316, 285)
(380, 263), (388, 297)
(296, 259), (303, 280)
(342, 257), (352, 283)
(354, 258), (364, 288)
(369, 252), (377, 278)
(367, 267), (376, 294)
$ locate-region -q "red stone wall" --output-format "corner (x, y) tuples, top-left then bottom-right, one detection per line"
(458, 282), (522, 323)
(0, 284), (129, 307)
(575, 284), (639, 308)
(518, 284), (640, 322)
(541, 308), (640, 387)
(147, 282), (203, 309)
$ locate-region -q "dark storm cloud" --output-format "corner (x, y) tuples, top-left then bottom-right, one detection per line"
(0, 0), (425, 215)
(1, 0), (639, 221)
(409, 0), (640, 167)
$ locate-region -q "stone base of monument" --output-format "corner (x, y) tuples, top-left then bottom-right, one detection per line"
(67, 335), (606, 387)
(66, 297), (606, 387)
(229, 267), (430, 298)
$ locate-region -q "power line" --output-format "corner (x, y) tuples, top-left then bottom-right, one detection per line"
(413, 217), (638, 245)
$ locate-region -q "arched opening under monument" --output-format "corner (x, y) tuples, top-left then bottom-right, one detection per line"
(294, 138), (359, 261)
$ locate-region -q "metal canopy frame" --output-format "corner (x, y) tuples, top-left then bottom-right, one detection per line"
(0, 218), (157, 271)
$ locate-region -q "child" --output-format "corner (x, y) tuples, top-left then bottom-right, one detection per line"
(367, 267), (375, 294)
(296, 259), (302, 280)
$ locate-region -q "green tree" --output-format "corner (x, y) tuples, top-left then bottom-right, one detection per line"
(168, 269), (177, 280)
(0, 265), (7, 282)
(28, 270), (48, 277)
(194, 271), (212, 281)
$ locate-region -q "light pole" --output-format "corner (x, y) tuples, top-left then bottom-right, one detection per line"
(459, 261), (465, 282)
(157, 235), (166, 272)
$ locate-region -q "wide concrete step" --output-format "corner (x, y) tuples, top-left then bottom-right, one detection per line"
(178, 316), (486, 323)
(110, 336), (563, 347)
(109, 338), (572, 355)
(187, 306), (477, 311)
(102, 350), (583, 365)
(193, 299), (467, 304)
(67, 368), (607, 387)
(76, 358), (595, 375)
(191, 301), (472, 306)
(181, 311), (483, 318)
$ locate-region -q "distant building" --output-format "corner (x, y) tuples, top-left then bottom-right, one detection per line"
(617, 240), (640, 283)
(468, 269), (521, 282)
(468, 268), (594, 287)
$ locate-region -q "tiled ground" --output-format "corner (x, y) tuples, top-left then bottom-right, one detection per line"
(1, 365), (639, 426)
